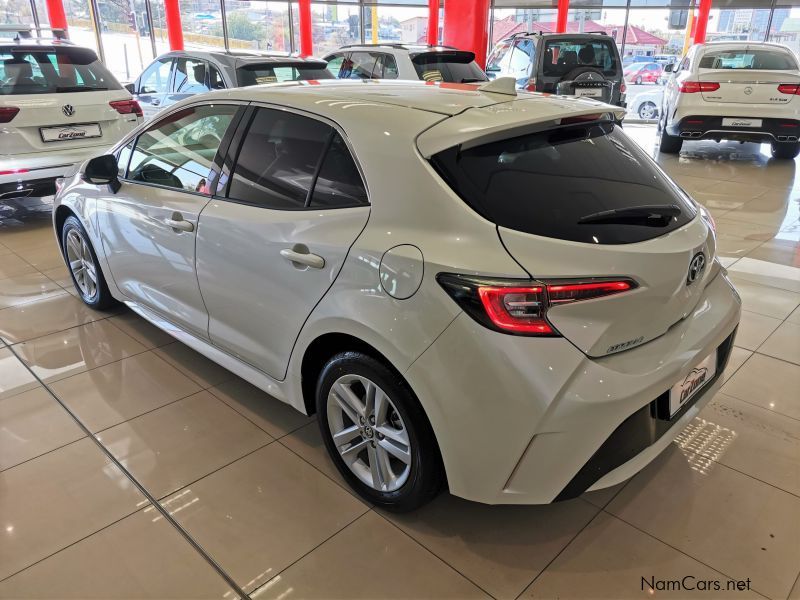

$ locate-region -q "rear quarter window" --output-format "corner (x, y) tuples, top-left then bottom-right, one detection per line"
(430, 122), (695, 245)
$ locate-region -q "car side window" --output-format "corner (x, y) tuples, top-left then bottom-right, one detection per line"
(346, 52), (378, 79)
(127, 104), (237, 194)
(116, 140), (134, 178)
(174, 58), (210, 94)
(227, 107), (332, 209)
(139, 58), (172, 94)
(382, 54), (399, 79)
(310, 133), (368, 208)
(678, 56), (690, 72)
(326, 54), (345, 78)
(510, 38), (534, 78)
(209, 64), (225, 90)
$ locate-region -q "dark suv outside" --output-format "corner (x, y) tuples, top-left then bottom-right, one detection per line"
(486, 32), (626, 108)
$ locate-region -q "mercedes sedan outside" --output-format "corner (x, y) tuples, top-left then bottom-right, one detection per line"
(52, 79), (741, 511)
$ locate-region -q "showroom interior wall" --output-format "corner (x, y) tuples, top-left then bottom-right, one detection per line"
(0, 0), (796, 81)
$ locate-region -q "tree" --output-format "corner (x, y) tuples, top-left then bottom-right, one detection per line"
(211, 11), (263, 42)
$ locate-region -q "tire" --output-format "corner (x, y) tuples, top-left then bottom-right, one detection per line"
(659, 127), (683, 154)
(638, 101), (657, 120)
(635, 76), (642, 85)
(61, 215), (117, 310)
(771, 141), (800, 160)
(316, 351), (443, 512)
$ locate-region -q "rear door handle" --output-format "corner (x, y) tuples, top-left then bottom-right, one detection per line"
(280, 248), (325, 269)
(165, 213), (194, 232)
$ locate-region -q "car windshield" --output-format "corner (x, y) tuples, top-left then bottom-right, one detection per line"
(236, 63), (334, 86)
(698, 49), (797, 71)
(430, 121), (695, 245)
(542, 39), (619, 78)
(0, 46), (120, 95)
(411, 52), (488, 83)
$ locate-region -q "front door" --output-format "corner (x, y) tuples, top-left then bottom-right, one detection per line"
(196, 106), (370, 380)
(135, 57), (173, 119)
(97, 102), (241, 339)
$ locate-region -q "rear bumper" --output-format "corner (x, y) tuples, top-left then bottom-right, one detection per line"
(0, 144), (111, 191)
(667, 115), (800, 143)
(406, 269), (741, 505)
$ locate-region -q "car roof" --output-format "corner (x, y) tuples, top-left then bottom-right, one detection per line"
(505, 32), (615, 42)
(158, 49), (327, 67)
(696, 41), (793, 52)
(333, 44), (458, 53)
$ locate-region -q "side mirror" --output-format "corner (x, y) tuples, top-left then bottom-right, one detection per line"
(124, 82), (135, 93)
(83, 155), (121, 193)
(664, 63), (675, 73)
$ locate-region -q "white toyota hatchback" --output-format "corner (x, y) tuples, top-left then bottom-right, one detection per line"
(53, 79), (741, 511)
(1, 34), (140, 216)
(659, 42), (800, 158)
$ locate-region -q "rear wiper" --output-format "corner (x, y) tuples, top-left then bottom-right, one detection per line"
(578, 204), (681, 226)
(55, 86), (108, 92)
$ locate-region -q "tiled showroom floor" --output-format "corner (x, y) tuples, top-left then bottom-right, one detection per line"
(0, 125), (799, 599)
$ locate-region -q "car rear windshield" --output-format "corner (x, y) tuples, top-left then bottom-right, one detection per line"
(698, 49), (797, 71)
(430, 122), (696, 245)
(542, 39), (619, 78)
(411, 51), (487, 83)
(236, 63), (334, 86)
(0, 46), (120, 95)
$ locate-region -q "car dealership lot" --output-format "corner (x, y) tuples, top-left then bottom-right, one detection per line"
(1, 124), (798, 598)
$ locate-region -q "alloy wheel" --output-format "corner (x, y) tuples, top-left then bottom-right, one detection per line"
(327, 374), (412, 492)
(639, 102), (657, 120)
(65, 228), (98, 299)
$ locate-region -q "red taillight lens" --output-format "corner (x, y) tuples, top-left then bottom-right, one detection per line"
(525, 81), (537, 92)
(561, 113), (605, 125)
(0, 106), (20, 123)
(620, 82), (627, 94)
(0, 168), (28, 176)
(477, 286), (552, 335)
(679, 81), (719, 93)
(109, 99), (143, 117)
(438, 274), (636, 336)
(777, 84), (800, 95)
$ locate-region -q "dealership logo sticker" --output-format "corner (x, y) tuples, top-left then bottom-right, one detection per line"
(678, 366), (708, 405)
(55, 127), (88, 140)
(687, 252), (705, 285)
(62, 104), (75, 117)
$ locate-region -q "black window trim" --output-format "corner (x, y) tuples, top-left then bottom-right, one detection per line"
(216, 101), (370, 211)
(115, 99), (248, 199)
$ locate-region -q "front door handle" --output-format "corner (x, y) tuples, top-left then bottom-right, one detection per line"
(151, 98), (161, 106)
(165, 212), (194, 232)
(280, 247), (325, 269)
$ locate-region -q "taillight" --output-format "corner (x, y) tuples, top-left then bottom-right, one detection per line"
(438, 274), (636, 336)
(525, 81), (537, 92)
(698, 204), (716, 233)
(0, 106), (20, 123)
(109, 99), (143, 118)
(679, 81), (719, 93)
(620, 82), (627, 94)
(777, 84), (800, 95)
(0, 168), (28, 176)
(560, 113), (605, 125)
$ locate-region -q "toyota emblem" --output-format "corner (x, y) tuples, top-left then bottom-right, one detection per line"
(62, 104), (75, 117)
(687, 252), (706, 285)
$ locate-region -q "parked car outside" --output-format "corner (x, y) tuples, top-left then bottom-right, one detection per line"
(323, 44), (487, 83)
(624, 62), (663, 85)
(1, 29), (140, 216)
(486, 32), (626, 108)
(129, 50), (333, 119)
(659, 41), (800, 158)
(54, 79), (740, 511)
(630, 87), (663, 120)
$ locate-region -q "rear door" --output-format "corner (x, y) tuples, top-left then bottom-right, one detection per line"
(135, 57), (173, 119)
(0, 46), (134, 155)
(428, 117), (716, 358)
(196, 106), (370, 380)
(167, 57), (211, 107)
(698, 46), (800, 105)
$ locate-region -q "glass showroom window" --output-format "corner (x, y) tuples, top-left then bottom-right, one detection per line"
(222, 1), (292, 52)
(149, 0), (171, 55)
(96, 0), (156, 82)
(293, 2), (361, 57)
(766, 5), (798, 56)
(178, 0), (225, 50)
(362, 4), (428, 45)
(0, 0), (34, 25)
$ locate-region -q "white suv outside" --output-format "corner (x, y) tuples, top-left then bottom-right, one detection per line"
(659, 41), (800, 159)
(323, 44), (487, 83)
(1, 29), (141, 216)
(53, 79), (740, 511)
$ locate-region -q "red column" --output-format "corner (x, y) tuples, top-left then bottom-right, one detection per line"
(298, 0), (313, 57)
(44, 0), (68, 35)
(164, 0), (183, 51)
(427, 0), (439, 46)
(693, 0), (712, 44)
(443, 0), (490, 68)
(555, 0), (570, 33)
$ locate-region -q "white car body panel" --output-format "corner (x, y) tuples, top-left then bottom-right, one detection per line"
(53, 80), (741, 504)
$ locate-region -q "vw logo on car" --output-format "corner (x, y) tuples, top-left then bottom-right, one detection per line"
(687, 252), (706, 285)
(62, 104), (75, 117)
